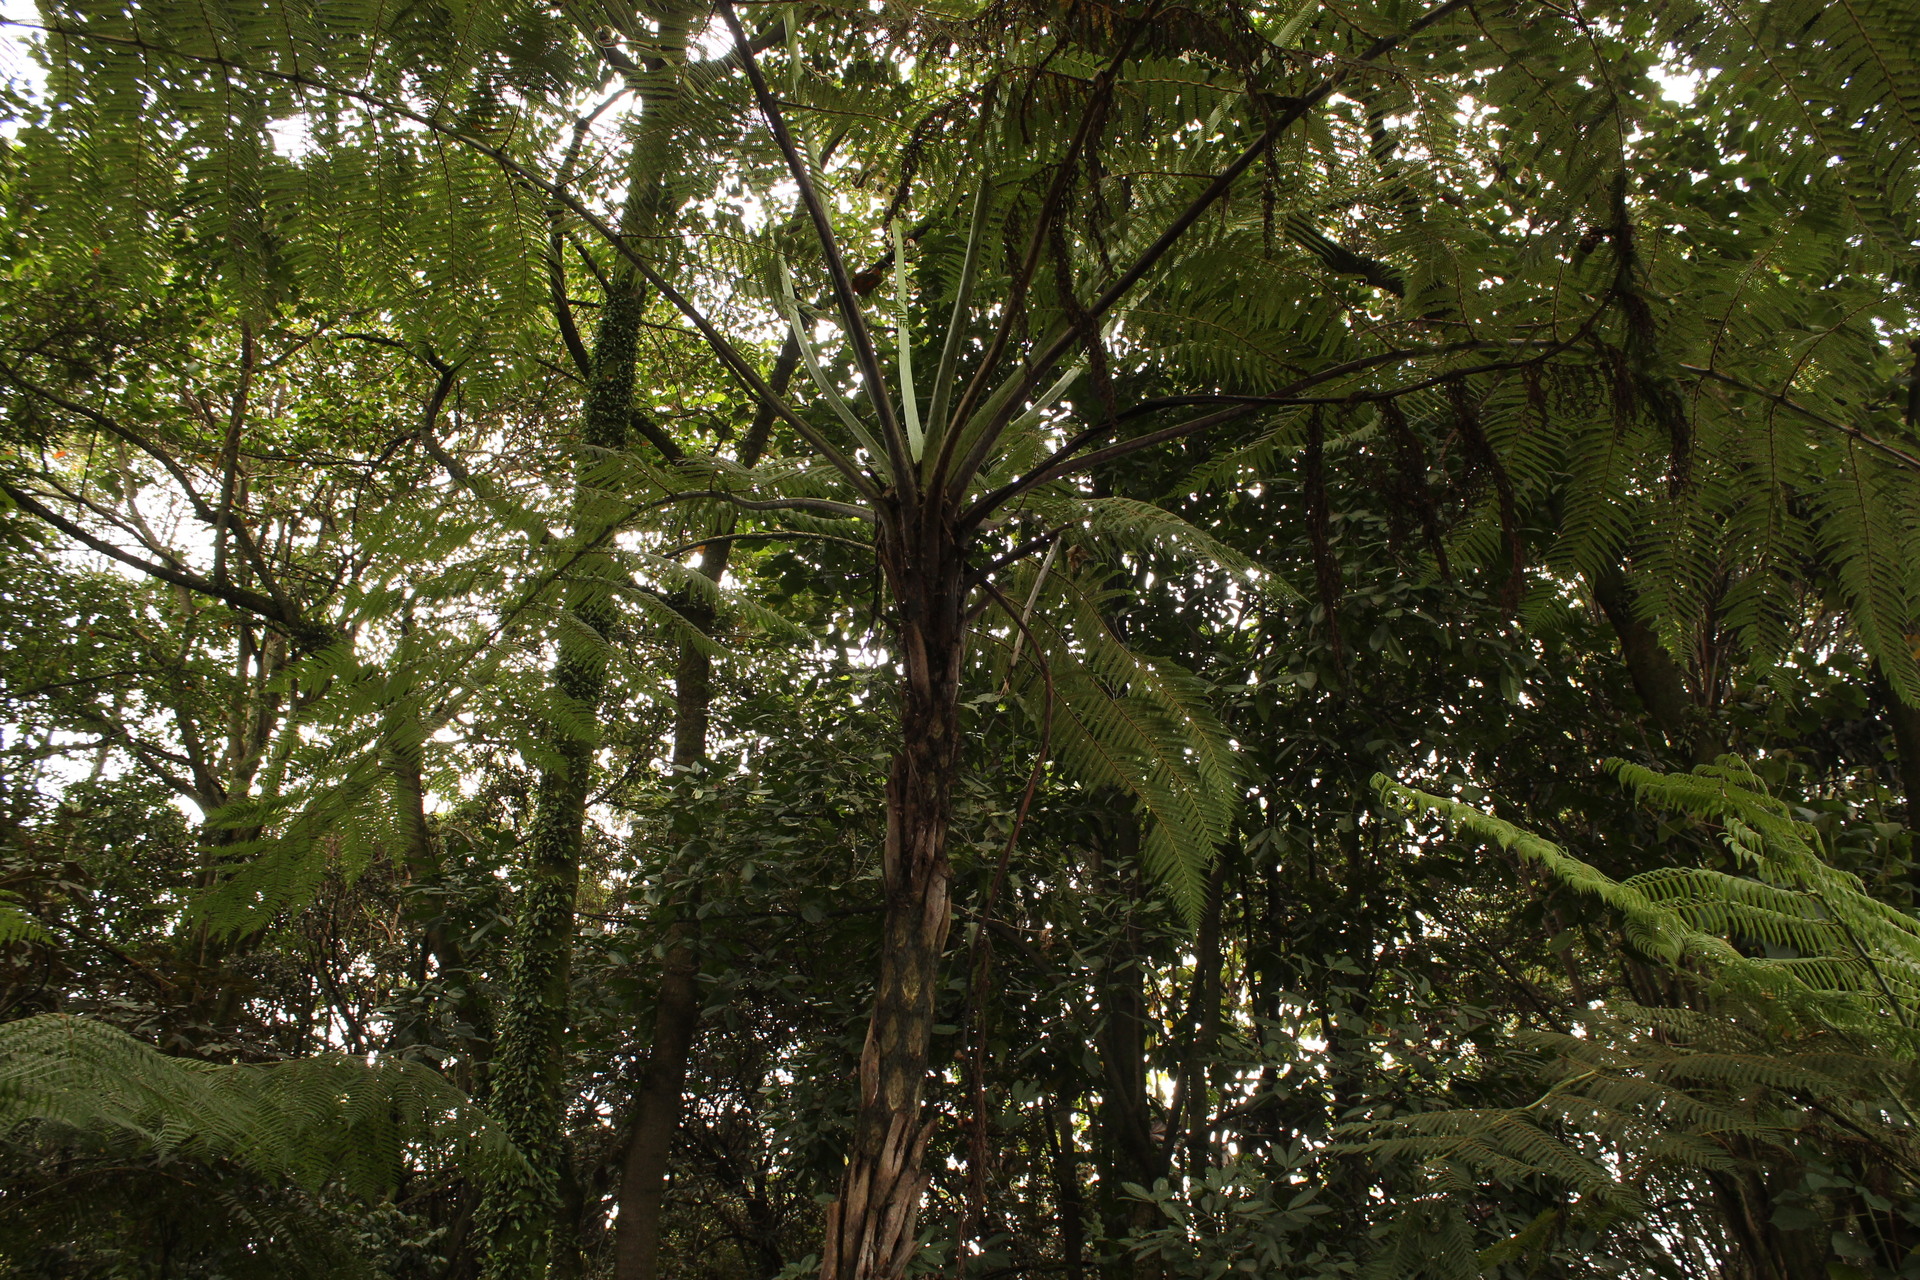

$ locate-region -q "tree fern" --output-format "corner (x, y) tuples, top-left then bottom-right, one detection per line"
(1358, 759), (1920, 1271)
(0, 1013), (518, 1187)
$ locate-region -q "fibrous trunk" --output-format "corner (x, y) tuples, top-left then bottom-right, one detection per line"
(819, 525), (965, 1280)
(1091, 835), (1165, 1280)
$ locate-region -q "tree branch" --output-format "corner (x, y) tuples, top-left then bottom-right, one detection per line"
(717, 0), (911, 495)
(4, 17), (882, 507)
(0, 477), (323, 645)
(948, 0), (1477, 493)
(933, 16), (1158, 494)
(0, 360), (293, 611)
(1679, 363), (1920, 475)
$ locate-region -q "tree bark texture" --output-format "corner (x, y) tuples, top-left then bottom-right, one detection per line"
(819, 524), (966, 1280)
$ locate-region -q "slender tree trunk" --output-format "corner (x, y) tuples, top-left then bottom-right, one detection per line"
(1049, 1097), (1088, 1280)
(609, 860), (703, 1280)
(1590, 564), (1721, 765)
(1874, 665), (1920, 832)
(176, 622), (285, 1042)
(1090, 822), (1164, 1280)
(387, 712), (451, 993)
(819, 528), (966, 1280)
(612, 338), (796, 1280)
(479, 264), (647, 1280)
(1179, 862), (1228, 1180)
(386, 701), (493, 1096)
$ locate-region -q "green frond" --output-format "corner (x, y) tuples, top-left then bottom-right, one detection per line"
(0, 1014), (522, 1197)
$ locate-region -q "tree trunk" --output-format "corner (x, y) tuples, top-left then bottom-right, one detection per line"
(386, 688), (491, 1093)
(479, 273), (646, 1280)
(1049, 1097), (1088, 1280)
(1876, 664), (1920, 832)
(478, 11), (701, 1272)
(609, 883), (702, 1280)
(612, 339), (797, 1280)
(819, 528), (965, 1280)
(1590, 564), (1720, 765)
(1179, 862), (1228, 1180)
(1091, 821), (1165, 1280)
(479, 545), (614, 1274)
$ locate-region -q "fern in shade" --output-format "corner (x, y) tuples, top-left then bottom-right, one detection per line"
(1359, 760), (1920, 1274)
(0, 1014), (523, 1275)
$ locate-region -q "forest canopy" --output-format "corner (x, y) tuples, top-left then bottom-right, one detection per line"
(1, 0), (1919, 1278)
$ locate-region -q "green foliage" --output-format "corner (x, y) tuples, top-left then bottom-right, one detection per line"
(1362, 760), (1920, 1275)
(1378, 759), (1920, 1030)
(2, 0), (1920, 1275)
(0, 1012), (516, 1191)
(0, 1014), (523, 1277)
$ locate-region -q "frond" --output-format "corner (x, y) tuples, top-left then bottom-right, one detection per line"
(0, 1014), (522, 1199)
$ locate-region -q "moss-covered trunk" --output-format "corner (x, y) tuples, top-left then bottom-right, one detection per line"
(476, 10), (697, 1272)
(479, 278), (644, 1277)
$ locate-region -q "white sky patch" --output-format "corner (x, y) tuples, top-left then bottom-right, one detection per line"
(0, 3), (45, 136)
(267, 115), (315, 158)
(693, 15), (733, 61)
(1652, 67), (1702, 105)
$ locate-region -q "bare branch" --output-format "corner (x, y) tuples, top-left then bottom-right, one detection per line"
(0, 360), (293, 609)
(0, 477), (322, 644)
(211, 321), (254, 589)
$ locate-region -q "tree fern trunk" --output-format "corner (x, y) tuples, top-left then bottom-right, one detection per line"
(819, 529), (965, 1280)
